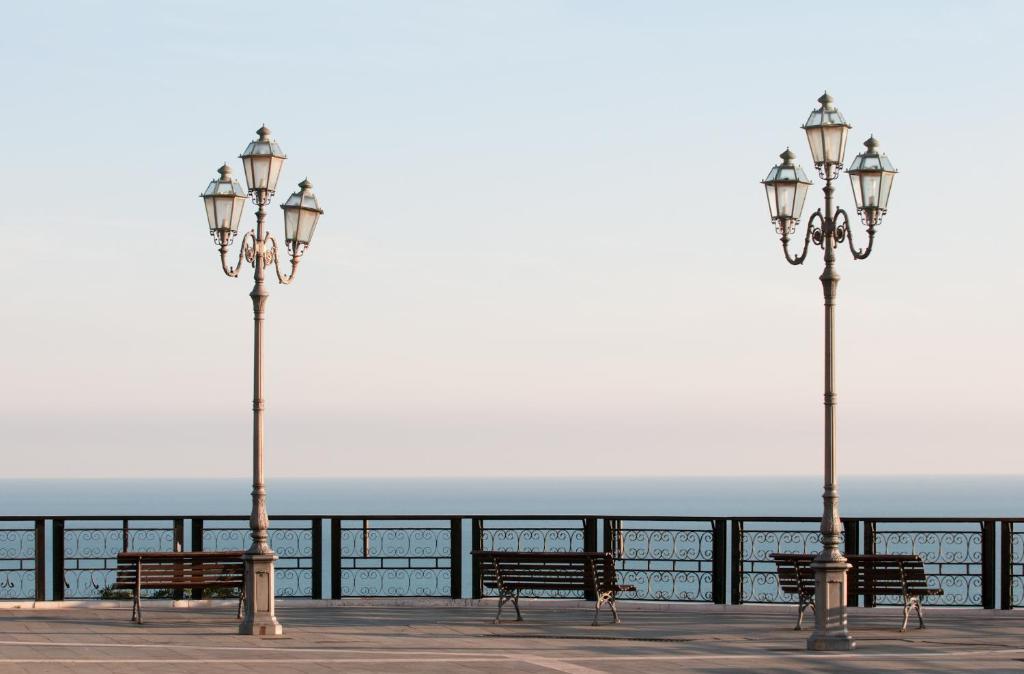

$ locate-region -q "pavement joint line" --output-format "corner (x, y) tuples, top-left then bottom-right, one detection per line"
(3, 639), (1024, 662)
(0, 658), (515, 665)
(0, 640), (505, 656)
(518, 655), (608, 674)
(562, 648), (1024, 661)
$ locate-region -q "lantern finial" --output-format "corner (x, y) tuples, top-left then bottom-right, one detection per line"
(864, 135), (880, 152)
(257, 125), (272, 140)
(818, 91), (834, 109)
(780, 148), (796, 164)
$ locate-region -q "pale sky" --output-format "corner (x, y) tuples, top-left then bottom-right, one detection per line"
(1, 1), (1021, 478)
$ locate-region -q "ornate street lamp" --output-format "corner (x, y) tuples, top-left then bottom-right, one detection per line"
(201, 126), (324, 636)
(761, 93), (897, 651)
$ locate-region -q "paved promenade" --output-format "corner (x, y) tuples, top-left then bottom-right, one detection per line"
(0, 602), (1022, 672)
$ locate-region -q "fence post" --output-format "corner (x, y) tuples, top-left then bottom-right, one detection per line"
(311, 518), (323, 600)
(602, 518), (615, 555)
(449, 518), (462, 600)
(330, 517), (341, 600)
(172, 518), (185, 600)
(712, 519), (726, 604)
(583, 517), (598, 553)
(583, 517), (598, 601)
(471, 518), (483, 599)
(34, 519), (46, 602)
(52, 519), (65, 602)
(982, 519), (996, 609)
(730, 519), (743, 604)
(862, 520), (876, 607)
(843, 518), (860, 607)
(1001, 521), (1013, 610)
(191, 519), (205, 600)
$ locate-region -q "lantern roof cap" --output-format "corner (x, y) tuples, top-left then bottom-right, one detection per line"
(847, 135), (897, 174)
(803, 91), (851, 129)
(240, 125), (286, 159)
(202, 163), (246, 198)
(762, 149), (812, 185)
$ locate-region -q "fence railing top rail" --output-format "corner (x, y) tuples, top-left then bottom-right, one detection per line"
(1, 515), (1021, 522)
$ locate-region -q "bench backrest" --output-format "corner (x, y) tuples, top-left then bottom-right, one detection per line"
(770, 552), (932, 598)
(116, 551), (245, 587)
(848, 554), (930, 597)
(770, 553), (815, 595)
(472, 551), (618, 591)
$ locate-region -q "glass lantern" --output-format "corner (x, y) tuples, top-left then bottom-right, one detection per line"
(762, 148), (812, 235)
(201, 164), (248, 241)
(239, 125), (287, 195)
(280, 179), (324, 247)
(846, 136), (897, 226)
(802, 92), (852, 172)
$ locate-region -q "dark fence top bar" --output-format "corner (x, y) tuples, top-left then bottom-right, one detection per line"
(2, 515), (1022, 521)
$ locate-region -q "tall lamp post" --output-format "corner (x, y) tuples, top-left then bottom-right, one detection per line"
(201, 126), (324, 636)
(761, 93), (897, 651)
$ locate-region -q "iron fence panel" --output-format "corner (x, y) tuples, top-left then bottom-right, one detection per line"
(336, 519), (452, 597)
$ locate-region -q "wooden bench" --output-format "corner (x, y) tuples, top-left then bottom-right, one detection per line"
(472, 551), (636, 625)
(115, 551), (246, 624)
(770, 553), (816, 629)
(770, 553), (944, 631)
(848, 554), (944, 631)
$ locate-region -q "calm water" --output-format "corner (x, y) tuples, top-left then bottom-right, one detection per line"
(0, 475), (1020, 517)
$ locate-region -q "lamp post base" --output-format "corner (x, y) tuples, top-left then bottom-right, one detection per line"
(239, 552), (283, 636)
(806, 557), (854, 651)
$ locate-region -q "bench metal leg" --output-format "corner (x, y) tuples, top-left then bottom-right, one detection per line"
(796, 596), (814, 630)
(914, 597), (925, 629)
(494, 591), (522, 623)
(237, 589), (245, 620)
(132, 558), (143, 624)
(592, 591), (619, 626)
(901, 601), (911, 632)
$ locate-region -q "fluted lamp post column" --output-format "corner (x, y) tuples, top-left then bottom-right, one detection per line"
(201, 126), (324, 636)
(761, 93), (897, 651)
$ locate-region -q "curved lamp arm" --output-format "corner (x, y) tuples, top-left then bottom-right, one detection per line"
(218, 230), (257, 278)
(266, 234), (302, 285)
(838, 208), (875, 260)
(781, 209), (821, 266)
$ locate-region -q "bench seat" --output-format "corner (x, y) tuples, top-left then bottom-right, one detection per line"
(472, 551), (635, 625)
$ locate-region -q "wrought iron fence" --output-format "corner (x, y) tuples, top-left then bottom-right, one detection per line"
(865, 520), (992, 607)
(55, 518), (182, 599)
(606, 518), (722, 602)
(1002, 520), (1024, 609)
(0, 520), (41, 600)
(331, 518), (456, 598)
(1, 515), (1016, 608)
(733, 518), (850, 604)
(195, 517), (320, 598)
(471, 517), (590, 598)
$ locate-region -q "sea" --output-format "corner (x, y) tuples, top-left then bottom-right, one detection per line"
(0, 475), (1020, 517)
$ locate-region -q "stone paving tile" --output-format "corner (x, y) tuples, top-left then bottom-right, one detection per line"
(1, 605), (1022, 672)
